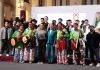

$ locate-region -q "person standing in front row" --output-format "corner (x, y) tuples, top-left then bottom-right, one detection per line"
(22, 22), (36, 63)
(46, 23), (57, 64)
(36, 24), (47, 64)
(70, 23), (84, 65)
(56, 23), (68, 65)
(0, 21), (13, 56)
(86, 25), (100, 67)
(12, 26), (24, 63)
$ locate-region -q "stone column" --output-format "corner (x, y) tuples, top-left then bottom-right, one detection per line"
(0, 0), (4, 49)
(0, 0), (4, 28)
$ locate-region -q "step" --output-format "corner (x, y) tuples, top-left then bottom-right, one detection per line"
(0, 56), (14, 62)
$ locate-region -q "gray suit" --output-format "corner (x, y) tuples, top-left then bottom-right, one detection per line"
(0, 27), (13, 40)
(0, 27), (13, 54)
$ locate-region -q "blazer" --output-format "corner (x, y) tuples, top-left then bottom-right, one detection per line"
(0, 27), (13, 40)
(47, 30), (57, 45)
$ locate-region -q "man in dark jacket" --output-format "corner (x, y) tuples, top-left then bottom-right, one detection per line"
(86, 25), (100, 67)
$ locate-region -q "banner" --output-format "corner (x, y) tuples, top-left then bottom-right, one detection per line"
(95, 12), (100, 27)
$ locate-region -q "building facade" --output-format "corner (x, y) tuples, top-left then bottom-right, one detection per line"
(0, 0), (100, 28)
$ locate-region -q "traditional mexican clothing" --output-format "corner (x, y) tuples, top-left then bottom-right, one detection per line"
(70, 29), (84, 64)
(23, 28), (35, 63)
(12, 31), (23, 63)
(56, 28), (68, 64)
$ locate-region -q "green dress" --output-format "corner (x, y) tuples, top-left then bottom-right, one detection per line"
(12, 31), (23, 48)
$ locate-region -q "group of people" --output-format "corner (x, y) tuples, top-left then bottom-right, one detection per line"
(0, 16), (100, 67)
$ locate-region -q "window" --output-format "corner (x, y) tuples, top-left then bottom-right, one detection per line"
(24, 0), (30, 3)
(52, 0), (69, 6)
(82, 0), (86, 5)
(97, 0), (100, 4)
(39, 0), (45, 6)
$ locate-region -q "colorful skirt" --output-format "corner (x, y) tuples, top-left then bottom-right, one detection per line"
(57, 40), (67, 51)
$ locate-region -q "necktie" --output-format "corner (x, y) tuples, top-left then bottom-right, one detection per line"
(5, 28), (8, 40)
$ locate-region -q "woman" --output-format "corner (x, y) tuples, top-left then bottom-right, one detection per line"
(56, 23), (68, 65)
(22, 22), (36, 63)
(36, 24), (47, 64)
(70, 23), (84, 65)
(12, 25), (24, 63)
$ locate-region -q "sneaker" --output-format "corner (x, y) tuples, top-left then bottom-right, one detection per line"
(67, 55), (70, 57)
(29, 61), (32, 64)
(83, 63), (86, 66)
(37, 62), (40, 64)
(96, 63), (100, 67)
(19, 61), (24, 64)
(6, 54), (9, 56)
(89, 63), (94, 66)
(0, 54), (2, 56)
(40, 62), (43, 64)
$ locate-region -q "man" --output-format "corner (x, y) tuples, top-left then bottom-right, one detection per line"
(46, 23), (57, 64)
(86, 25), (100, 67)
(44, 16), (49, 31)
(13, 21), (22, 32)
(31, 19), (38, 29)
(82, 19), (90, 61)
(12, 25), (24, 63)
(0, 21), (13, 56)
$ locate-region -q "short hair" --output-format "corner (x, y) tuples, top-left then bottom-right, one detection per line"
(31, 19), (37, 23)
(84, 19), (88, 21)
(67, 19), (72, 22)
(58, 18), (63, 21)
(74, 23), (79, 26)
(41, 18), (44, 20)
(45, 16), (48, 19)
(89, 25), (95, 28)
(76, 20), (80, 22)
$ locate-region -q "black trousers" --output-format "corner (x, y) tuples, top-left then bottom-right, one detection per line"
(37, 39), (46, 62)
(90, 47), (100, 63)
(67, 39), (73, 55)
(1, 39), (10, 54)
(85, 41), (89, 58)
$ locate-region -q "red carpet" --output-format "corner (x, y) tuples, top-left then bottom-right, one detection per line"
(0, 56), (14, 62)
